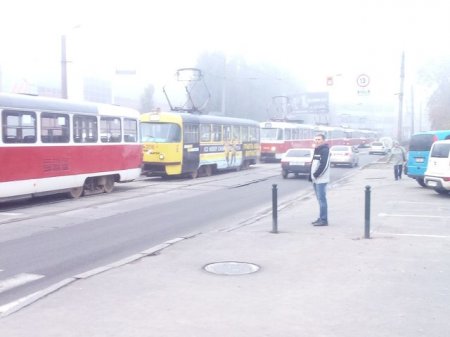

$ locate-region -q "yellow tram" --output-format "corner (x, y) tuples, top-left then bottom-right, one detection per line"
(140, 111), (260, 178)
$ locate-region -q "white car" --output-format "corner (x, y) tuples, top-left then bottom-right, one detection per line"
(369, 141), (389, 155)
(281, 148), (314, 178)
(424, 140), (450, 194)
(330, 145), (359, 167)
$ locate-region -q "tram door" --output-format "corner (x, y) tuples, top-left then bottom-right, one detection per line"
(182, 123), (200, 173)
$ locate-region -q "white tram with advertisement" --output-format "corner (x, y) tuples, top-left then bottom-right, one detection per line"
(260, 121), (377, 161)
(0, 93), (142, 202)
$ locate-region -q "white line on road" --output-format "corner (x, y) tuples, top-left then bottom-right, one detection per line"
(0, 212), (22, 216)
(378, 213), (448, 218)
(375, 232), (450, 239)
(0, 273), (45, 294)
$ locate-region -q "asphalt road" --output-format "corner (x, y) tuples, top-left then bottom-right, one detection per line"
(0, 151), (377, 306)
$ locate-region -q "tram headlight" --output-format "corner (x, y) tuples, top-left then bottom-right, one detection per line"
(271, 146), (276, 152)
(159, 153), (165, 160)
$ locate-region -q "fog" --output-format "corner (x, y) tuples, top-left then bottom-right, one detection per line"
(1, 0), (450, 133)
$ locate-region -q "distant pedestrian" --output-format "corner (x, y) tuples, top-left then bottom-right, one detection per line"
(391, 141), (406, 180)
(309, 134), (331, 226)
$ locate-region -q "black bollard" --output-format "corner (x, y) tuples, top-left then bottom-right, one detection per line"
(364, 185), (371, 239)
(272, 184), (278, 233)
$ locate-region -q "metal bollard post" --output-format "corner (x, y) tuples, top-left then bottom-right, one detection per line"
(272, 184), (278, 233)
(364, 185), (371, 239)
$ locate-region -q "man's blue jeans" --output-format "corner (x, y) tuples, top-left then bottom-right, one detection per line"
(313, 183), (328, 222)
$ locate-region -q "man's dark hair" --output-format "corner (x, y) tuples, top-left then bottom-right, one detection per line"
(316, 133), (326, 140)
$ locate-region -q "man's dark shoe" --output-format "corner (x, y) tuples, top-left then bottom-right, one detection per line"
(311, 219), (321, 225)
(313, 220), (328, 226)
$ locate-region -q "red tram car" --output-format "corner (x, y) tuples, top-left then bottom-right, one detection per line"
(0, 93), (142, 201)
(260, 121), (377, 161)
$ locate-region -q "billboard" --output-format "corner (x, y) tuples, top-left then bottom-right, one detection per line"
(290, 92), (329, 114)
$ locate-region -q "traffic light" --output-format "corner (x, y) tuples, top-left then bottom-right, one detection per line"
(326, 76), (333, 86)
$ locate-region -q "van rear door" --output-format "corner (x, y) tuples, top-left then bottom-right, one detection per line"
(426, 142), (450, 177)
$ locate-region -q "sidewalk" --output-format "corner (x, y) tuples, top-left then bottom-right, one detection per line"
(1, 162), (449, 337)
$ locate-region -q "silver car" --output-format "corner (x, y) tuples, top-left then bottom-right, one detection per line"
(330, 145), (359, 167)
(281, 148), (314, 178)
(369, 141), (388, 155)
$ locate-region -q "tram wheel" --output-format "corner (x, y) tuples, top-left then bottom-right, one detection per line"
(190, 170), (198, 179)
(241, 160), (250, 170)
(68, 186), (84, 199)
(204, 165), (213, 177)
(103, 176), (115, 193)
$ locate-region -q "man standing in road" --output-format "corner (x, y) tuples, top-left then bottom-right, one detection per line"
(309, 134), (331, 226)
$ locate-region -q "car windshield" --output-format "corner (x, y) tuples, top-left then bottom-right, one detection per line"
(140, 122), (181, 143)
(261, 128), (283, 141)
(287, 149), (311, 157)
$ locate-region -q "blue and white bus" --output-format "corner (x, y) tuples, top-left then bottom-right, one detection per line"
(406, 130), (450, 187)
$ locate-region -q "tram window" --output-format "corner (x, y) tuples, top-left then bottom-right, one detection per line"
(41, 112), (70, 143)
(224, 125), (232, 141)
(285, 129), (292, 140)
(232, 125), (240, 141)
(183, 123), (199, 143)
(73, 115), (98, 143)
(2, 110), (36, 143)
(200, 124), (211, 142)
(100, 117), (122, 143)
(212, 124), (222, 142)
(140, 122), (181, 143)
(124, 118), (138, 143)
(249, 126), (257, 141)
(292, 128), (300, 140)
(241, 126), (249, 141)
(277, 129), (283, 140)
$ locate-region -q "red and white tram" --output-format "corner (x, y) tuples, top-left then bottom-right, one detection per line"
(260, 121), (377, 161)
(0, 93), (142, 201)
(260, 121), (317, 161)
(343, 129), (377, 148)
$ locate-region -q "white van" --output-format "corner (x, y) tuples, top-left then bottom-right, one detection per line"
(424, 140), (450, 194)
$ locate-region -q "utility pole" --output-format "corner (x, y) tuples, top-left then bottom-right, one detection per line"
(410, 85), (415, 137)
(397, 51), (405, 142)
(61, 34), (68, 99)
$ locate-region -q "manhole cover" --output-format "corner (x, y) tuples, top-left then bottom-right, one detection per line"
(204, 261), (260, 275)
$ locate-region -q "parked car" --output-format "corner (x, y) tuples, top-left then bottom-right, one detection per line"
(281, 148), (314, 178)
(369, 141), (389, 155)
(330, 145), (359, 167)
(424, 139), (450, 194)
(406, 130), (450, 187)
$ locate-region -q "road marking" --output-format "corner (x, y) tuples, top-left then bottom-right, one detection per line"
(396, 201), (446, 205)
(378, 213), (448, 218)
(375, 232), (450, 239)
(0, 212), (22, 216)
(0, 273), (45, 294)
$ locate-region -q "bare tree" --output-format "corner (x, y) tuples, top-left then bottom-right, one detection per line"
(419, 58), (450, 129)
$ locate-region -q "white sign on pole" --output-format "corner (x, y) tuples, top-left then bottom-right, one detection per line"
(356, 74), (370, 87)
